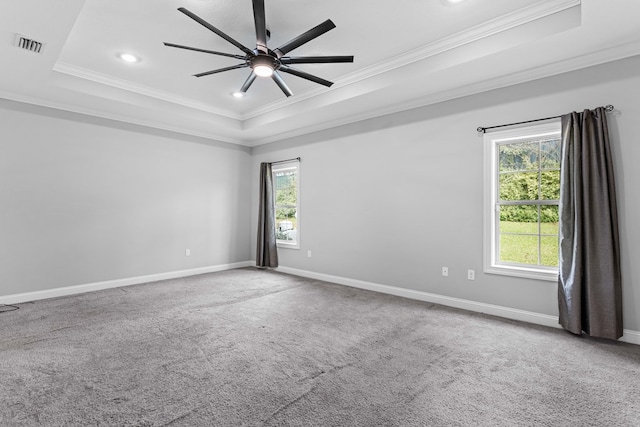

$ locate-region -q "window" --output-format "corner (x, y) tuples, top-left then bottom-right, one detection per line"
(272, 161), (300, 248)
(484, 122), (561, 281)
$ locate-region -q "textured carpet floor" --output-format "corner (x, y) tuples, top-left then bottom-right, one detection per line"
(1, 268), (639, 426)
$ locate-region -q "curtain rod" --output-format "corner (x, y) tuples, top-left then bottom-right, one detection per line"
(477, 105), (614, 134)
(270, 157), (300, 165)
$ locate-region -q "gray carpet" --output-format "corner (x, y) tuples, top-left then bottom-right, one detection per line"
(1, 268), (639, 426)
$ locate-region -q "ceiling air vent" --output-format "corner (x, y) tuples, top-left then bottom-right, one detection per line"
(14, 34), (44, 54)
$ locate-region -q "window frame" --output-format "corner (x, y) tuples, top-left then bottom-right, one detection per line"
(272, 160), (300, 250)
(483, 121), (561, 282)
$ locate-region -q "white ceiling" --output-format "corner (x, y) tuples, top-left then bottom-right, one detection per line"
(1, 0), (640, 146)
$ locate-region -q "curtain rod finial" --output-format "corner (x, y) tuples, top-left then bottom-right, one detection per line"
(477, 127), (486, 133)
(605, 105), (614, 112)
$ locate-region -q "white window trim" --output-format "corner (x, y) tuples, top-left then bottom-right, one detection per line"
(483, 121), (561, 282)
(272, 160), (300, 250)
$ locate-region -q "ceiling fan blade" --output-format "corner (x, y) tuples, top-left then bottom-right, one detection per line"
(278, 66), (334, 87)
(272, 71), (293, 97)
(252, 0), (268, 54)
(193, 63), (249, 77)
(239, 72), (258, 94)
(280, 55), (354, 64)
(177, 7), (254, 56)
(274, 19), (336, 57)
(163, 42), (247, 60)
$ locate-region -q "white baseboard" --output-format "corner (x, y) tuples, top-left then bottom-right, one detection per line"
(0, 261), (254, 305)
(275, 266), (640, 346)
(623, 330), (640, 346)
(4, 261), (637, 346)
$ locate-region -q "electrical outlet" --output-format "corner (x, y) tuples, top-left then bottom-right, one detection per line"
(442, 267), (448, 277)
(467, 269), (475, 280)
(185, 249), (191, 256)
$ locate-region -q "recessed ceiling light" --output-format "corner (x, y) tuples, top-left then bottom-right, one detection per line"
(447, 0), (466, 3)
(118, 53), (141, 63)
(232, 92), (245, 98)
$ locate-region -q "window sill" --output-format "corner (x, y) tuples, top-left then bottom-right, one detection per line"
(277, 241), (299, 250)
(485, 265), (558, 282)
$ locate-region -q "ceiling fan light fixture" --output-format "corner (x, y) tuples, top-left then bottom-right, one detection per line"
(251, 55), (277, 77)
(254, 65), (273, 77)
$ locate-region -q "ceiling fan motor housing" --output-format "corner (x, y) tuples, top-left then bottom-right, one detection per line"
(250, 54), (279, 71)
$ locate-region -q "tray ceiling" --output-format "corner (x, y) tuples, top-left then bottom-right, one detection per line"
(1, 0), (640, 146)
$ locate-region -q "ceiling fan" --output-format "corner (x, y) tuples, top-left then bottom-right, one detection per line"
(164, 0), (354, 97)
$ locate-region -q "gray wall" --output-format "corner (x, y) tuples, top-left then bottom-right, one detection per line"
(0, 100), (252, 296)
(2, 56), (638, 332)
(251, 55), (640, 331)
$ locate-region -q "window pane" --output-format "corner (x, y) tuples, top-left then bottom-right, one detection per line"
(540, 138), (561, 169)
(273, 167), (298, 244)
(540, 207), (559, 267)
(499, 142), (538, 172)
(499, 204), (538, 223)
(275, 207), (297, 241)
(500, 234), (539, 264)
(540, 205), (559, 225)
(499, 205), (539, 265)
(541, 170), (560, 200)
(499, 171), (540, 201)
(498, 205), (558, 267)
(274, 170), (297, 205)
(500, 218), (538, 234)
(541, 235), (559, 267)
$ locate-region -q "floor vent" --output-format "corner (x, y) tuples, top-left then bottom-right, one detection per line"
(14, 34), (44, 54)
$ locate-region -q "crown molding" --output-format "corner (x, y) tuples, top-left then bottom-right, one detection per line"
(251, 40), (640, 146)
(0, 89), (250, 147)
(52, 61), (242, 121)
(13, 0), (637, 149)
(8, 37), (636, 149)
(243, 0), (581, 120)
(48, 0), (580, 126)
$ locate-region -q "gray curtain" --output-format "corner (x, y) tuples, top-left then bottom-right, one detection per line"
(256, 162), (278, 268)
(558, 107), (622, 339)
